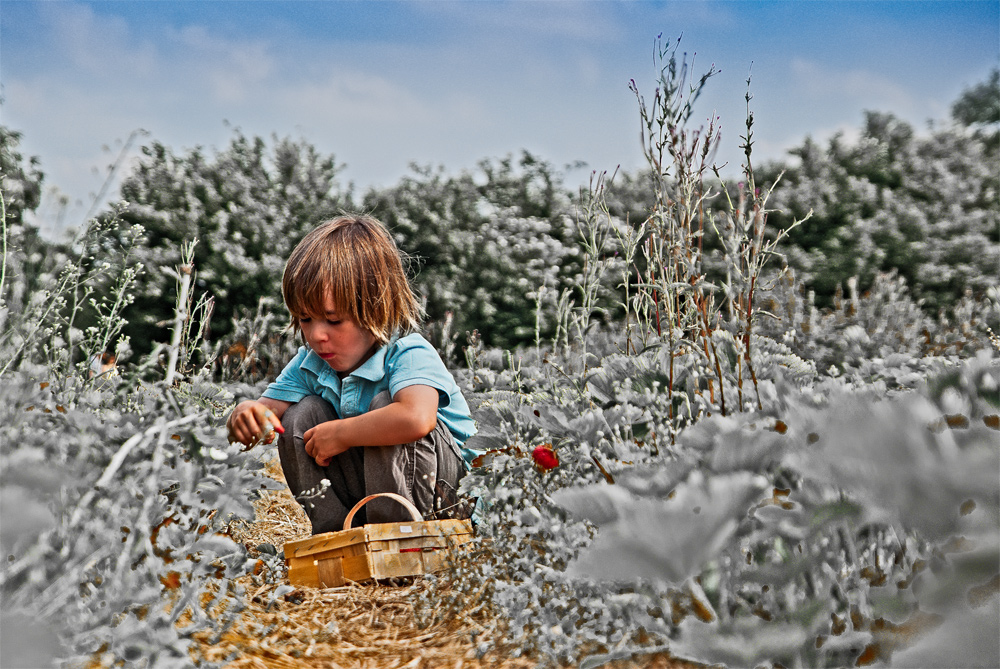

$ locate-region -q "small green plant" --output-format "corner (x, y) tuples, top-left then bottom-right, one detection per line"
(0, 203), (143, 384)
(162, 237), (215, 384)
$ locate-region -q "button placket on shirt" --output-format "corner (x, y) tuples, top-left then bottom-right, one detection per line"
(313, 365), (342, 419)
(340, 376), (362, 418)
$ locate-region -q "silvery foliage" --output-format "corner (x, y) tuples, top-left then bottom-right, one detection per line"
(1, 197), (284, 666)
(433, 318), (998, 668)
(754, 266), (1000, 376)
(415, 44), (998, 668)
(1, 366), (283, 668)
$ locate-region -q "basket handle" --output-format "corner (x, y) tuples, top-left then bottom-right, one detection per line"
(343, 492), (423, 530)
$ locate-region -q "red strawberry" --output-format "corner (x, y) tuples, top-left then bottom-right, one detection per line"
(532, 444), (559, 471)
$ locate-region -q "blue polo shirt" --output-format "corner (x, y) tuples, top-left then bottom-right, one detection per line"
(262, 333), (479, 469)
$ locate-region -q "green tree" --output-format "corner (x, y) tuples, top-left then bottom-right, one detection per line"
(365, 151), (581, 352)
(0, 126), (43, 225)
(952, 67), (1000, 156)
(0, 125), (51, 316)
(110, 130), (351, 355)
(952, 68), (1000, 126)
(765, 87), (999, 312)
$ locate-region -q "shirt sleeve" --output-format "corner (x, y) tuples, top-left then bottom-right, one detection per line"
(384, 337), (455, 406)
(261, 346), (314, 403)
(385, 335), (477, 455)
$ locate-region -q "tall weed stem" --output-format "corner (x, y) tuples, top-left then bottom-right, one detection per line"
(163, 238), (202, 384)
(711, 73), (812, 409)
(0, 191), (7, 313)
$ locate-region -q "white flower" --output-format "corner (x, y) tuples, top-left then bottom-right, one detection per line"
(843, 324), (868, 342)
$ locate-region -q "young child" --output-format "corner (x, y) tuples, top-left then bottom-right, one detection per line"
(227, 215), (476, 535)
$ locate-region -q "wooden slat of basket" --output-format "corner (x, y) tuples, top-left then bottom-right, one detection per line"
(306, 542), (370, 561)
(365, 518), (473, 541)
(284, 526), (368, 558)
(370, 551), (425, 580)
(317, 557), (345, 587)
(367, 533), (471, 554)
(422, 549), (450, 573)
(342, 553), (377, 582)
(287, 562), (321, 588)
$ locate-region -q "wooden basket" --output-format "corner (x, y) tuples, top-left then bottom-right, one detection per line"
(283, 492), (474, 588)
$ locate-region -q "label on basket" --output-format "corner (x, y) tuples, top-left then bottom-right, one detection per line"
(399, 525), (413, 533)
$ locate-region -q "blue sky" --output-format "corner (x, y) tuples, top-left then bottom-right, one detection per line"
(2, 1), (997, 237)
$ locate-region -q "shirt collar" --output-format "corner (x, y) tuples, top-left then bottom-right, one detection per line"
(301, 348), (337, 384)
(350, 342), (388, 382)
(299, 337), (394, 384)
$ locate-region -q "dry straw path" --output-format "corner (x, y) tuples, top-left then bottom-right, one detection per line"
(196, 455), (701, 669)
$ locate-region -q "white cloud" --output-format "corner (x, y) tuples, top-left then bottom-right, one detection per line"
(789, 58), (921, 117)
(413, 0), (626, 43)
(170, 25), (277, 104)
(281, 70), (438, 125)
(41, 1), (156, 79)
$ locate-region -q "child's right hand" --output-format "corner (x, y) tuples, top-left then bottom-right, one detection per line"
(227, 400), (285, 447)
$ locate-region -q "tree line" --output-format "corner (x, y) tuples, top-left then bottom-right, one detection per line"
(2, 69), (997, 364)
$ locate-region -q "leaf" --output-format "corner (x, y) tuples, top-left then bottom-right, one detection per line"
(195, 534), (241, 558)
(0, 487), (56, 552)
(269, 584), (296, 603)
(916, 535), (1000, 614)
(708, 426), (789, 473)
(579, 644), (672, 669)
(788, 393), (1000, 541)
(671, 615), (813, 669)
(553, 484), (634, 526)
(0, 610), (63, 669)
(256, 542), (277, 556)
(562, 472), (768, 584)
(890, 598), (999, 668)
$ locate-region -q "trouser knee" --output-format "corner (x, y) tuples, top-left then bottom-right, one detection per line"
(281, 395), (334, 433)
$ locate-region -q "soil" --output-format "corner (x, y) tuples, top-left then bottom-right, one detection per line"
(192, 454), (704, 669)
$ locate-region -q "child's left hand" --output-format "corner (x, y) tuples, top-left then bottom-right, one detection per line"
(302, 386), (438, 467)
(303, 421), (349, 467)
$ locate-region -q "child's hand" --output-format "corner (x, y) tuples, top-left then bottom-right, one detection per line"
(304, 421), (349, 467)
(227, 400), (285, 448)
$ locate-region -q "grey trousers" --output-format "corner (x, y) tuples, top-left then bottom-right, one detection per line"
(277, 392), (469, 535)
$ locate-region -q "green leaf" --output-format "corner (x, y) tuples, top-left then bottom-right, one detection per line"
(559, 471), (768, 584)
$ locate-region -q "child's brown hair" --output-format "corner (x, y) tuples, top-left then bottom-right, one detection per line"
(282, 215), (421, 344)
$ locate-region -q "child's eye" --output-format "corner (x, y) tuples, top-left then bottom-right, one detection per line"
(327, 319), (341, 326)
(299, 317), (312, 324)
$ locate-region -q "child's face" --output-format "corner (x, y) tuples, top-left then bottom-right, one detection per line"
(298, 295), (378, 375)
